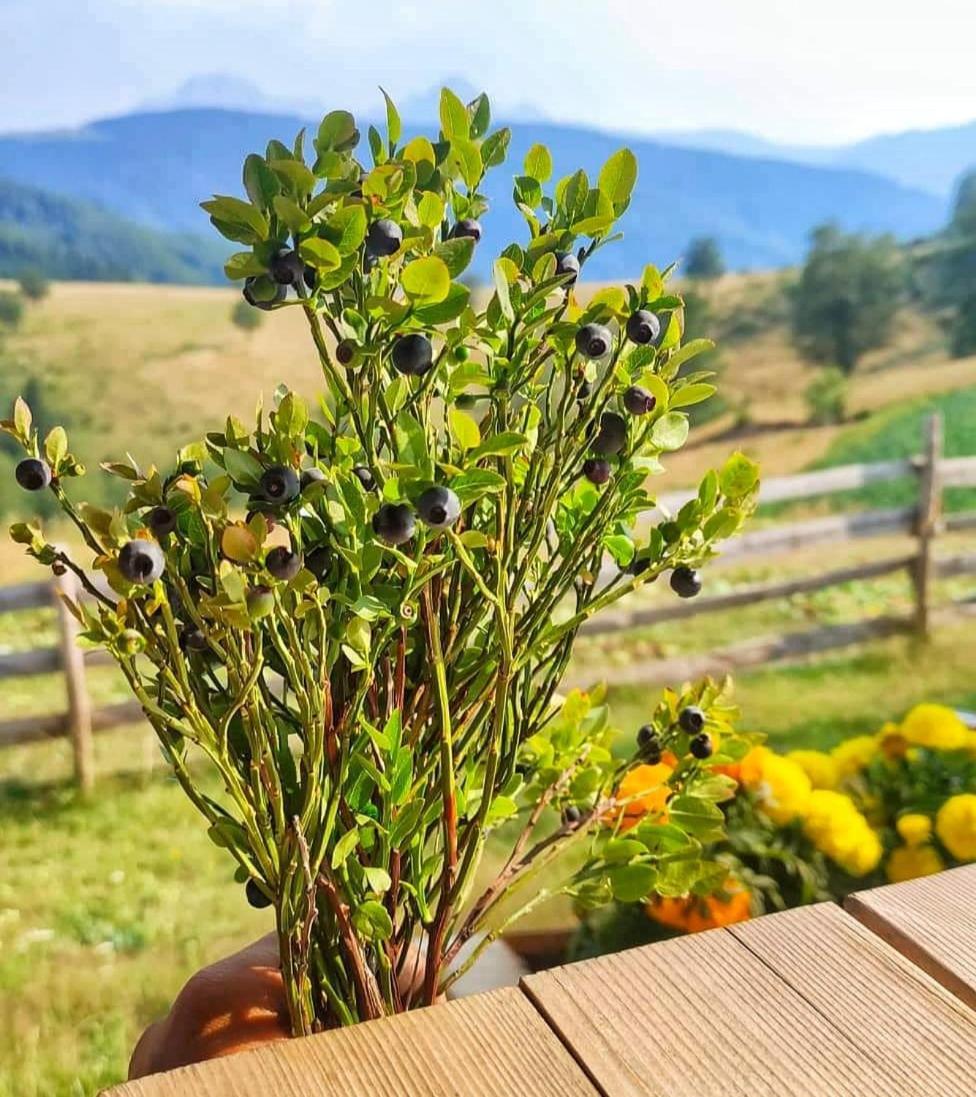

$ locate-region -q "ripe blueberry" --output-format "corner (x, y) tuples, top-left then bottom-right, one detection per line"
(416, 486), (461, 530)
(372, 502), (415, 545)
(670, 565), (702, 599)
(555, 252), (580, 285)
(623, 386), (656, 416)
(303, 265), (317, 291)
(689, 732), (713, 760)
(336, 339), (359, 366)
(243, 277), (286, 311)
(270, 249), (304, 286)
(305, 546), (330, 580)
(392, 333), (433, 376)
(147, 506), (177, 537)
(266, 546), (302, 581)
(626, 309), (662, 346)
(678, 706), (705, 735)
(15, 458), (51, 491)
(180, 626), (209, 653)
(366, 218), (403, 258)
(638, 725), (662, 764)
(301, 468), (326, 491)
(118, 540), (165, 585)
(352, 466), (376, 492)
(260, 465), (300, 505)
(247, 585), (274, 620)
(593, 412), (627, 456)
(660, 520), (681, 544)
(561, 805), (583, 826)
(583, 457), (611, 485)
(245, 879), (272, 909)
(451, 218), (482, 242)
(575, 323), (612, 360)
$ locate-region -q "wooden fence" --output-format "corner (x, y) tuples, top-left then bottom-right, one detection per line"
(2, 414), (975, 788)
(577, 413), (976, 687)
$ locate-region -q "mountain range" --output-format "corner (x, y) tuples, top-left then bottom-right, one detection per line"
(0, 106), (952, 282)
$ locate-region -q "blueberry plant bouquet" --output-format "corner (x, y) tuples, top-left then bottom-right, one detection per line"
(4, 88), (759, 1035)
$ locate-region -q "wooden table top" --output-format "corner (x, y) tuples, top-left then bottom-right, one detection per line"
(105, 864), (976, 1096)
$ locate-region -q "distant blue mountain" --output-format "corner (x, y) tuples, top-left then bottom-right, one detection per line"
(0, 108), (947, 280)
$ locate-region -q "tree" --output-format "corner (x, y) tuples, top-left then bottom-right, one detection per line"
(685, 237), (724, 280)
(951, 293), (976, 358)
(792, 224), (904, 373)
(805, 366), (848, 424)
(231, 297), (263, 332)
(0, 291), (24, 329)
(17, 269), (50, 301)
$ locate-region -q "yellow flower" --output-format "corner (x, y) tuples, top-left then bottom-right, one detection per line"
(831, 736), (878, 776)
(895, 814), (932, 847)
(887, 844), (944, 883)
(787, 750), (839, 790)
(936, 794), (976, 860)
(740, 748), (811, 825)
(900, 704), (968, 751)
(803, 790), (882, 876)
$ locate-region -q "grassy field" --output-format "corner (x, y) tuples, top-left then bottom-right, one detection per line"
(2, 277), (976, 1094)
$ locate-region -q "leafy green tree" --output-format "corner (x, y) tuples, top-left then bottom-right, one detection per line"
(951, 293), (976, 358)
(685, 236), (724, 280)
(17, 269), (50, 301)
(805, 366), (847, 424)
(0, 291), (24, 329)
(231, 296), (263, 332)
(792, 224), (904, 373)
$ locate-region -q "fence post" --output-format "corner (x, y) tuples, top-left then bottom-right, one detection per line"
(54, 570), (94, 792)
(912, 412), (943, 637)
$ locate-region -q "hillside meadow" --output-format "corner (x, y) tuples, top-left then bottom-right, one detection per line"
(1, 277), (976, 1094)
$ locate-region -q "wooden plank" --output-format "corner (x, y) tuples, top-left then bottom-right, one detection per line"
(566, 614), (911, 689)
(0, 579), (53, 613)
(522, 924), (900, 1097)
(721, 507), (915, 560)
(936, 552), (976, 579)
(846, 864), (976, 1013)
(912, 413), (943, 636)
(941, 456), (976, 489)
(0, 647), (61, 678)
(729, 903), (976, 1094)
(583, 554), (915, 634)
(945, 510), (976, 532)
(0, 700), (144, 746)
(55, 570), (95, 791)
(103, 986), (598, 1097)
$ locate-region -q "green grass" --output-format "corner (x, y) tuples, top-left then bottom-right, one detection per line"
(762, 385), (976, 518)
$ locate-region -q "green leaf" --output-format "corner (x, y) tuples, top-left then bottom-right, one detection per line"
(269, 158), (316, 196)
(597, 148), (638, 207)
(275, 392), (309, 437)
(401, 256), (450, 305)
(608, 863), (656, 902)
(320, 206), (367, 255)
(469, 432), (527, 460)
(719, 452), (760, 498)
(434, 237), (474, 278)
(486, 796), (518, 825)
(604, 534), (634, 567)
(468, 92), (491, 139)
(223, 251), (267, 280)
(331, 827), (361, 869)
(668, 795), (726, 841)
(413, 283), (470, 325)
(603, 838), (646, 864)
(492, 259), (514, 322)
(200, 196), (269, 240)
(402, 137), (437, 183)
(363, 866), (392, 894)
(449, 138), (483, 189)
(417, 191), (445, 229)
(13, 397), (31, 439)
(449, 407), (481, 452)
(317, 110), (358, 151)
(242, 154), (280, 209)
(670, 383), (716, 409)
(44, 427), (67, 468)
(439, 88), (470, 140)
(668, 338), (715, 371)
(451, 469), (506, 503)
(381, 87), (401, 146)
(524, 143), (553, 183)
(481, 127), (511, 169)
(221, 524), (259, 564)
(299, 236), (342, 271)
(649, 412), (689, 451)
(223, 448), (264, 486)
(272, 195), (311, 233)
(352, 900), (393, 941)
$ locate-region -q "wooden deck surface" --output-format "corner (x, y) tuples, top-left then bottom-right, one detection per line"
(105, 865), (976, 1096)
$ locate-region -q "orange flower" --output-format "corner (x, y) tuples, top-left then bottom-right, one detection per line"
(647, 878), (752, 934)
(712, 762), (742, 783)
(616, 763), (673, 831)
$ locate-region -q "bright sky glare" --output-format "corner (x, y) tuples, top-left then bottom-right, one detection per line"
(2, 0), (973, 143)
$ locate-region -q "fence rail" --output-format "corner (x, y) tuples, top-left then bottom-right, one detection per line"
(2, 414), (975, 787)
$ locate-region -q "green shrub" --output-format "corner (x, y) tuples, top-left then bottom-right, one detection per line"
(805, 366), (848, 424)
(17, 268), (50, 301)
(230, 296), (263, 331)
(0, 290), (24, 328)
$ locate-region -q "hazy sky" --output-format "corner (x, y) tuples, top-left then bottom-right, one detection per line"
(2, 0), (974, 143)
